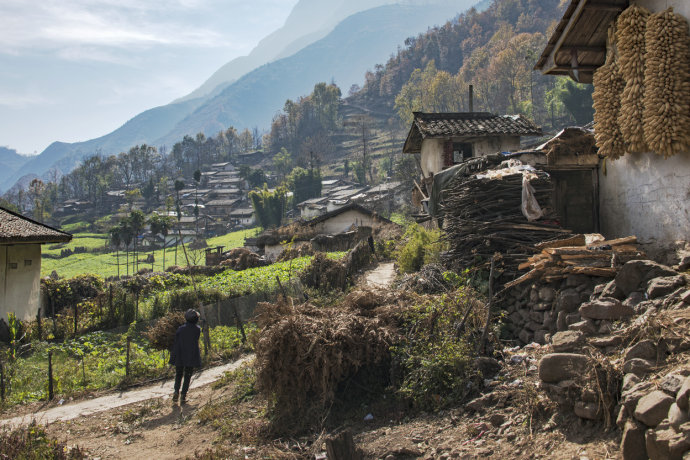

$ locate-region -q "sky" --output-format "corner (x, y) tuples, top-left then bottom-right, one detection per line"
(0, 0), (299, 155)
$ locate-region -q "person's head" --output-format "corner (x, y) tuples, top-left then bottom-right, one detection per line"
(185, 309), (200, 324)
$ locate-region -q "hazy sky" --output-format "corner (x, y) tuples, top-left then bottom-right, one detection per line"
(0, 0), (299, 155)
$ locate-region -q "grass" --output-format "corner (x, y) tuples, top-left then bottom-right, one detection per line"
(1, 325), (251, 406)
(42, 228), (259, 279)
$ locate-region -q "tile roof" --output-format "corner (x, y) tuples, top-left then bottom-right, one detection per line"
(403, 112), (542, 153)
(0, 207), (72, 244)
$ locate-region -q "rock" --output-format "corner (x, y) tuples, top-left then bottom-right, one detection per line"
(621, 420), (648, 460)
(624, 358), (655, 377)
(624, 291), (647, 309)
(466, 393), (498, 412)
(538, 353), (590, 383)
(567, 274), (590, 287)
(533, 330), (549, 344)
(598, 320), (614, 334)
(648, 276), (686, 300)
(590, 335), (624, 348)
(602, 280), (625, 300)
(634, 391), (675, 427)
(551, 331), (585, 353)
(569, 319), (597, 335)
(681, 290), (690, 306)
(580, 297), (634, 320)
(646, 428), (690, 460)
(476, 357), (501, 379)
(623, 373), (642, 393)
(593, 283), (607, 297)
(529, 311), (544, 323)
(489, 413), (505, 427)
(530, 288), (539, 304)
(566, 313), (581, 325)
(676, 377), (690, 411)
(557, 311), (568, 331)
(668, 403), (690, 431)
(616, 260), (679, 297)
(533, 302), (551, 312)
(539, 286), (556, 302)
(661, 374), (686, 396)
(624, 381), (656, 413)
(574, 401), (600, 420)
(556, 289), (581, 313)
(618, 405), (630, 429)
(625, 340), (658, 362)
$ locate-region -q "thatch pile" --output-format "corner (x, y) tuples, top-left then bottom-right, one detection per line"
(145, 311), (185, 350)
(276, 242), (314, 261)
(220, 247), (265, 270)
(299, 253), (348, 290)
(254, 296), (398, 430)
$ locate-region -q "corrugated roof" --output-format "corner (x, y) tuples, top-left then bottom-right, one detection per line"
(403, 112), (542, 153)
(0, 207), (72, 244)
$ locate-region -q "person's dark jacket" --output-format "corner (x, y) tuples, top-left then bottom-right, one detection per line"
(169, 322), (201, 368)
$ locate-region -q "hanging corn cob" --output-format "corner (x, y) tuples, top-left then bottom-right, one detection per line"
(593, 23), (626, 159)
(616, 5), (650, 153)
(643, 8), (690, 158)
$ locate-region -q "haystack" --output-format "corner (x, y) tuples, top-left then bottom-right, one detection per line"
(145, 311), (185, 350)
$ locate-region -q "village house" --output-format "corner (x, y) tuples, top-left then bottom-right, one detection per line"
(402, 111), (542, 179)
(535, 0), (690, 260)
(211, 162), (235, 172)
(0, 207), (72, 322)
(228, 208), (255, 227)
(205, 198), (241, 218)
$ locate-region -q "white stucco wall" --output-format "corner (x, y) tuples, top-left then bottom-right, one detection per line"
(312, 209), (379, 235)
(599, 1), (690, 257)
(264, 243), (285, 262)
(1, 244), (42, 321)
(419, 136), (522, 177)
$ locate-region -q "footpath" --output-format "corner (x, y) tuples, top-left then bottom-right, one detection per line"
(1, 355), (252, 428)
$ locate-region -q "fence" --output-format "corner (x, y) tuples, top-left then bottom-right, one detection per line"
(0, 280), (304, 405)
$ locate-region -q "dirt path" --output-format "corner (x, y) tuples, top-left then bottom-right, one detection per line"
(1, 355), (252, 428)
(365, 262), (396, 288)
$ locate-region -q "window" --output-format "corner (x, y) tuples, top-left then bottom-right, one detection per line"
(9, 262), (18, 269)
(453, 142), (473, 163)
(24, 259), (32, 266)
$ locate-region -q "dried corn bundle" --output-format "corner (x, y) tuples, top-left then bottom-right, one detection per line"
(643, 8), (690, 158)
(593, 25), (626, 159)
(617, 5), (650, 153)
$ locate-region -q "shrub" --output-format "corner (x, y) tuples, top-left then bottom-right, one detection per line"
(396, 224), (444, 273)
(0, 422), (86, 459)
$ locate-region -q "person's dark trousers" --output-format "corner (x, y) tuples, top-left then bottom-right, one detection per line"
(174, 366), (194, 395)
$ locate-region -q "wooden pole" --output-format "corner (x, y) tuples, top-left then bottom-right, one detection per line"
(232, 304), (247, 344)
(36, 308), (42, 342)
(48, 351), (54, 401)
(276, 275), (287, 300)
(125, 336), (131, 378)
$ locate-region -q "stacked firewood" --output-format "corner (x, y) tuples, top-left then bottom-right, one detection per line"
(505, 235), (645, 289)
(441, 168), (570, 282)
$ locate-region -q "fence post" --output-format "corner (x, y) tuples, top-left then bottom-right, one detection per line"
(51, 295), (56, 336)
(36, 308), (42, 342)
(48, 351), (54, 401)
(232, 304), (247, 344)
(203, 320), (211, 357)
(125, 336), (131, 378)
(74, 303), (79, 338)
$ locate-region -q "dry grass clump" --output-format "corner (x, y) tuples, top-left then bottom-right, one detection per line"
(253, 298), (398, 431)
(145, 311), (185, 350)
(276, 243), (314, 262)
(299, 252), (348, 291)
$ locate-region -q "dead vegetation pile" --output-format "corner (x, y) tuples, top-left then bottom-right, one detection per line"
(220, 247), (265, 270)
(144, 311), (185, 350)
(253, 290), (402, 431)
(300, 242), (374, 291)
(396, 263), (452, 294)
(276, 243), (314, 262)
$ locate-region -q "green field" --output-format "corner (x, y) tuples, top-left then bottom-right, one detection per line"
(42, 228), (259, 279)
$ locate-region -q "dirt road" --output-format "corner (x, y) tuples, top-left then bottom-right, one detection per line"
(365, 262), (396, 288)
(1, 355), (252, 428)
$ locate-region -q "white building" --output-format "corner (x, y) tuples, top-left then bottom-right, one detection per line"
(0, 207), (72, 321)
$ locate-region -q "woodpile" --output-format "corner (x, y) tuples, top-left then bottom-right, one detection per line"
(593, 23), (626, 159)
(643, 8), (690, 158)
(441, 164), (569, 283)
(617, 5), (650, 153)
(505, 235), (646, 289)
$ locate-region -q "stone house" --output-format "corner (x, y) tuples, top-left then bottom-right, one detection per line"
(402, 111), (542, 178)
(535, 0), (690, 261)
(0, 207), (72, 321)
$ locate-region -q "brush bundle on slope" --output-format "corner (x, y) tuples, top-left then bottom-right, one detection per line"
(145, 311), (185, 351)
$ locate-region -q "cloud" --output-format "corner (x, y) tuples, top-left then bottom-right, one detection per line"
(0, 91), (54, 108)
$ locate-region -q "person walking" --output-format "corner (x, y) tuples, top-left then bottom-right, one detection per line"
(170, 308), (201, 404)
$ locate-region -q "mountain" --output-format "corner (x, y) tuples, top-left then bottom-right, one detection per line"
(155, 1), (473, 146)
(0, 147), (31, 187)
(1, 0), (474, 192)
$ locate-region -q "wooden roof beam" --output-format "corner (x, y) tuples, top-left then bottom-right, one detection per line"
(585, 2), (626, 11)
(559, 45), (605, 53)
(542, 0), (590, 75)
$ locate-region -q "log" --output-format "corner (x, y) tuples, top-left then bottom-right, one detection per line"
(535, 234), (586, 250)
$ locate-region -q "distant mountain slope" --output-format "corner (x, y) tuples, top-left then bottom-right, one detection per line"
(156, 1), (472, 146)
(1, 98), (202, 191)
(0, 147), (30, 187)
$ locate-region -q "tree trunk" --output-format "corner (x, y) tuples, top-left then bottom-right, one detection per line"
(326, 431), (362, 460)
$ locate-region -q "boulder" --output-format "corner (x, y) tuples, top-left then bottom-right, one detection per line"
(669, 403), (690, 431)
(580, 297), (634, 320)
(676, 377), (690, 411)
(646, 428), (690, 460)
(574, 401), (600, 420)
(624, 358), (655, 377)
(621, 420), (648, 460)
(475, 357), (501, 379)
(602, 280), (625, 300)
(556, 288), (581, 313)
(625, 340), (658, 362)
(624, 381), (656, 413)
(551, 331), (585, 353)
(539, 286), (556, 302)
(623, 374), (642, 393)
(635, 391), (675, 427)
(538, 353), (590, 383)
(624, 291), (647, 309)
(615, 260), (678, 297)
(647, 276), (686, 300)
(661, 374), (686, 396)
(569, 319), (597, 335)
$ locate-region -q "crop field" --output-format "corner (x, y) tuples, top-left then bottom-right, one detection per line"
(42, 228), (259, 279)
